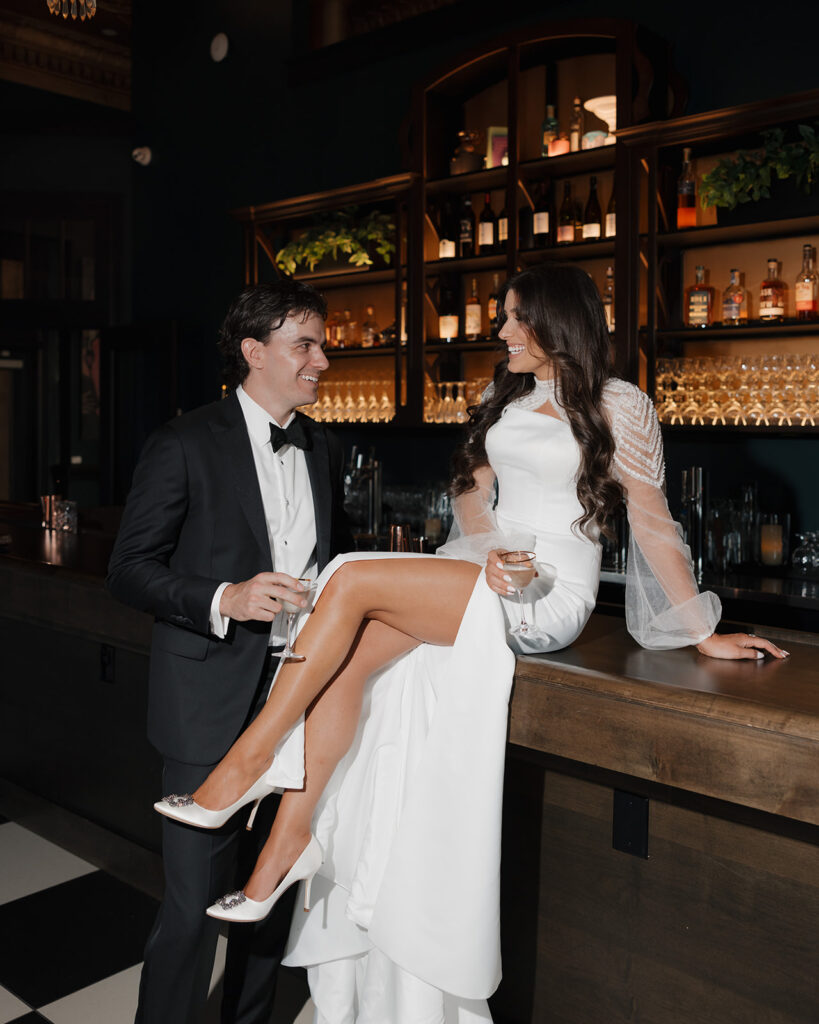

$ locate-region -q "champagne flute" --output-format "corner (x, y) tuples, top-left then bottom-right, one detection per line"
(499, 550), (538, 636)
(280, 578), (317, 662)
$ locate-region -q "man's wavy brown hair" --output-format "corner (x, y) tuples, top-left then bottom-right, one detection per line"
(449, 263), (623, 538)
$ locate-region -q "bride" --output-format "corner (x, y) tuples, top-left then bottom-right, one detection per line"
(157, 263), (787, 1022)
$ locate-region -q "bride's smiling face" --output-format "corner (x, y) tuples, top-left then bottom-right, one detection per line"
(498, 290), (553, 379)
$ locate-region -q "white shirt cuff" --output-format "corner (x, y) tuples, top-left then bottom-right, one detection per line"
(209, 582), (232, 638)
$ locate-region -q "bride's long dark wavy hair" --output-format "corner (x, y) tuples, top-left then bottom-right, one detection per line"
(449, 263), (624, 538)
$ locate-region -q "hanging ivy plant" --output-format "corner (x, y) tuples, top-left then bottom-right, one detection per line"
(275, 207), (396, 274)
(700, 123), (819, 209)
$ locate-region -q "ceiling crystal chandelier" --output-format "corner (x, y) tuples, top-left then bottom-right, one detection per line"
(46, 0), (97, 20)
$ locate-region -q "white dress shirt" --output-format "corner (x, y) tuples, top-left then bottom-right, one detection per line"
(209, 384), (318, 644)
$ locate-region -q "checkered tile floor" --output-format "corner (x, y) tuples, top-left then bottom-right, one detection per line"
(0, 793), (314, 1024)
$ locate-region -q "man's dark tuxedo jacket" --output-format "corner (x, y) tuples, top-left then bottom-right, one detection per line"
(107, 392), (352, 765)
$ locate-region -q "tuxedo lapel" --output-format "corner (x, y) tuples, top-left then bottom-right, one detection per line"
(210, 393), (272, 568)
(302, 414), (332, 570)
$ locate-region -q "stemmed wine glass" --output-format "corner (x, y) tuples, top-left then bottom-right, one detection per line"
(280, 578), (317, 662)
(499, 550), (548, 638)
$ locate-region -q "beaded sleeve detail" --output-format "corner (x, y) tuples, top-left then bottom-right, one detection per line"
(602, 379), (665, 487)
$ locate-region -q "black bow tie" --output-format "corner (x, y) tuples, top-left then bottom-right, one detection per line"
(269, 418), (311, 453)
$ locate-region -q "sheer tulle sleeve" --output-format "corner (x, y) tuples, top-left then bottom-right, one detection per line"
(603, 380), (721, 649)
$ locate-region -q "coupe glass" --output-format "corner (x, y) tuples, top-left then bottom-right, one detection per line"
(280, 579), (317, 662)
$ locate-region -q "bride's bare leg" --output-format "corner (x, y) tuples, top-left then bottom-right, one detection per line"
(194, 557), (479, 810)
(243, 618), (420, 900)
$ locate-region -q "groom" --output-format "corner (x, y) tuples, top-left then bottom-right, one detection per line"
(107, 280), (352, 1023)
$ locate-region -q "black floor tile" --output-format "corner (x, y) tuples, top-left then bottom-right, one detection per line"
(6, 1015), (51, 1023)
(0, 870), (158, 1006)
(0, 812), (9, 824)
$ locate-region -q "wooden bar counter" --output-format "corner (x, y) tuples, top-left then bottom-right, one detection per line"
(1, 521), (817, 1022)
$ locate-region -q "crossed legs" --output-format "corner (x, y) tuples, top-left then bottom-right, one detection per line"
(193, 556), (481, 898)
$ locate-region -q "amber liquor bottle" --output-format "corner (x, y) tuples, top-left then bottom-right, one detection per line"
(684, 265), (714, 327)
(677, 147), (697, 230)
(759, 258), (786, 322)
(795, 244), (818, 320)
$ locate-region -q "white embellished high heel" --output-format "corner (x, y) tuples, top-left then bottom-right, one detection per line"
(206, 835), (324, 923)
(153, 773), (274, 830)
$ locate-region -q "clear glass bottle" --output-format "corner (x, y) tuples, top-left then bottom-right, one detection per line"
(557, 181), (574, 244)
(684, 265), (714, 327)
(677, 147), (697, 229)
(361, 305), (381, 348)
(569, 97), (583, 152)
(541, 103), (559, 157)
(582, 175), (602, 239)
(533, 182), (551, 246)
(465, 277), (481, 341)
(759, 258), (786, 321)
(795, 243), (818, 320)
(721, 269), (749, 325)
(478, 192), (496, 254)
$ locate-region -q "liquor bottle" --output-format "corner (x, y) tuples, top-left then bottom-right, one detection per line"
(438, 199), (456, 260)
(487, 272), (501, 334)
(759, 258), (786, 321)
(541, 103), (559, 157)
(518, 201), (534, 250)
(721, 269), (749, 325)
(325, 310), (340, 349)
(478, 192), (496, 254)
(438, 280), (459, 342)
(465, 278), (481, 341)
(458, 194), (475, 259)
(400, 280), (407, 345)
(582, 176), (602, 239)
(557, 181), (575, 244)
(795, 243), (818, 320)
(533, 182), (551, 247)
(605, 175), (616, 238)
(340, 307), (358, 347)
(676, 147), (697, 229)
(569, 97), (583, 152)
(602, 266), (615, 331)
(497, 201), (509, 252)
(684, 265), (714, 327)
(361, 305), (381, 348)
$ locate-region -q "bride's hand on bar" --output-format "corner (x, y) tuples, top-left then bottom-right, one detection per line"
(696, 631), (789, 660)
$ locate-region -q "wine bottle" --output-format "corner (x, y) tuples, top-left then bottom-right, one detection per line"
(677, 148), (697, 230)
(438, 199), (456, 260)
(518, 199), (534, 250)
(465, 278), (481, 341)
(569, 97), (583, 152)
(605, 175), (616, 238)
(458, 194), (475, 259)
(602, 266), (614, 331)
(557, 181), (574, 244)
(478, 192), (496, 254)
(438, 280), (459, 342)
(497, 201), (509, 252)
(582, 176), (602, 240)
(533, 182), (551, 247)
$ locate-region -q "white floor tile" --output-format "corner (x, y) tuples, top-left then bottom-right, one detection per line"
(0, 822), (95, 906)
(38, 963), (141, 1024)
(0, 984), (31, 1024)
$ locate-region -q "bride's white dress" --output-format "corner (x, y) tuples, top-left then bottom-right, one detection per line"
(261, 379), (720, 1023)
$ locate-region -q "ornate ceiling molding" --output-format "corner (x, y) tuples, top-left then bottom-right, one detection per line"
(0, 10), (130, 110)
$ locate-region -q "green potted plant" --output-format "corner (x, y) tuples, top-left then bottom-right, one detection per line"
(700, 123), (819, 222)
(275, 207), (396, 275)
